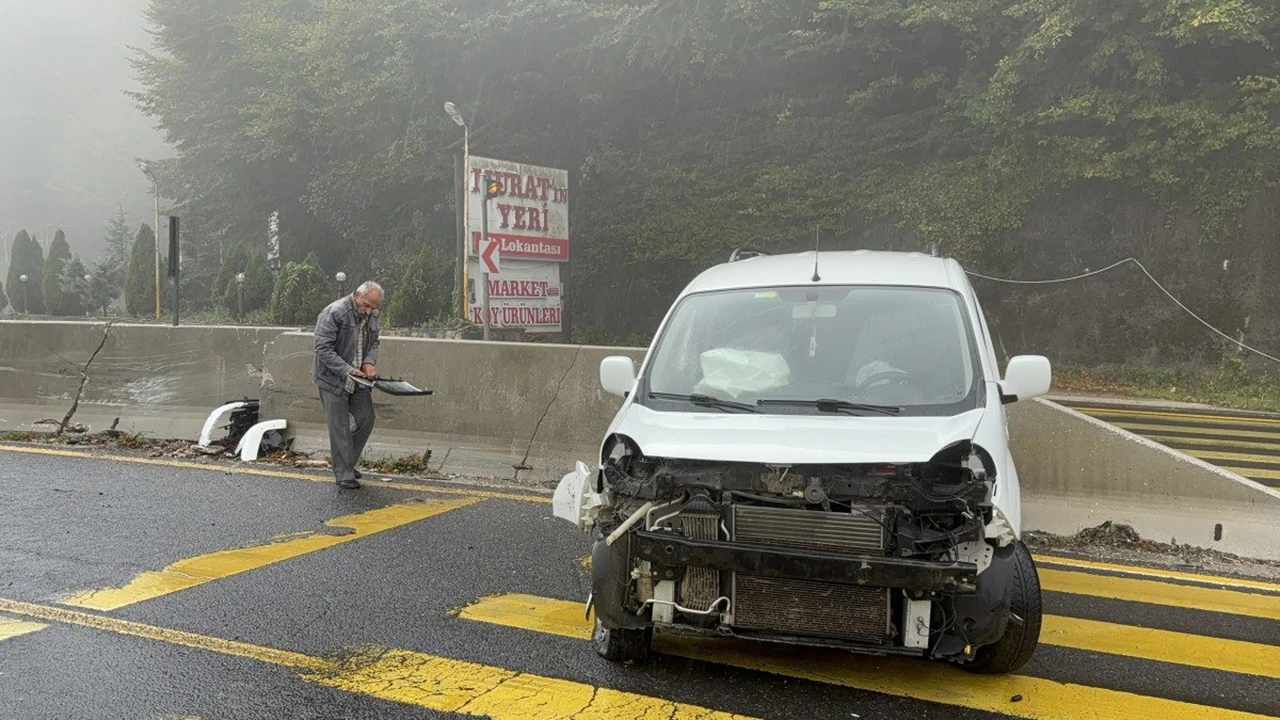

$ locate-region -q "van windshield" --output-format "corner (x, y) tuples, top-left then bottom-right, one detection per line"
(643, 286), (985, 417)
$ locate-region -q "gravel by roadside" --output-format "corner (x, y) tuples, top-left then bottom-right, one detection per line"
(1026, 520), (1280, 582)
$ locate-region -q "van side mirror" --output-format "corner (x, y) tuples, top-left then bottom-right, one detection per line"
(600, 356), (637, 398)
(1000, 355), (1051, 404)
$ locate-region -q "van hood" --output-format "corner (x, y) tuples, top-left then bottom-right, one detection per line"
(611, 404), (988, 465)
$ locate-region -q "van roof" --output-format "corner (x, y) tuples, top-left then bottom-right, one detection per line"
(682, 250), (970, 296)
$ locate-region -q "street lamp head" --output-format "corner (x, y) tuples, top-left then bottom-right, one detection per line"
(335, 271), (347, 283)
(19, 274), (27, 283)
(84, 274), (92, 282)
(235, 272), (245, 285)
(443, 101), (465, 127)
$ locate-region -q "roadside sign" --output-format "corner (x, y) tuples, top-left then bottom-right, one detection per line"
(482, 238), (501, 274)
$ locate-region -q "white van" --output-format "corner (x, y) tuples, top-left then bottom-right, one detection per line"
(554, 249), (1052, 674)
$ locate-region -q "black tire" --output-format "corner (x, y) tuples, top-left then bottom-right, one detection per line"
(592, 616), (652, 663)
(966, 540), (1042, 674)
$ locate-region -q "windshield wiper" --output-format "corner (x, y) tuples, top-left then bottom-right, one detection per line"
(756, 398), (901, 416)
(649, 392), (759, 413)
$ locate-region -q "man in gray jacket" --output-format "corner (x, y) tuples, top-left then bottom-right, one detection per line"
(312, 281), (383, 489)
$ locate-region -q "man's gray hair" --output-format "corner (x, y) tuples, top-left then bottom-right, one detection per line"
(356, 281), (384, 297)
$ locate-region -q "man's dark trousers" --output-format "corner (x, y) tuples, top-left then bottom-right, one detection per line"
(319, 386), (375, 484)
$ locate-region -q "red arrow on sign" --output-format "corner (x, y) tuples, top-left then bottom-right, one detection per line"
(481, 238), (501, 274)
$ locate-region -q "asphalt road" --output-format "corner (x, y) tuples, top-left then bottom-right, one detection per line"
(1, 444), (1277, 719)
(1061, 402), (1280, 488)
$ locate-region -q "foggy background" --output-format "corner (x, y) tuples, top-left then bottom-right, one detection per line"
(0, 0), (167, 270)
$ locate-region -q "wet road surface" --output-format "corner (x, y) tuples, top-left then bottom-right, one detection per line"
(1, 444), (1277, 719)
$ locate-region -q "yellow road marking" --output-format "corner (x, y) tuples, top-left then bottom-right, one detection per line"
(0, 596), (751, 720)
(0, 597), (325, 670)
(459, 593), (1280, 680)
(1071, 406), (1280, 426)
(308, 645), (750, 719)
(1040, 614), (1280, 680)
(63, 498), (478, 610)
(1039, 569), (1280, 620)
(661, 635), (1273, 720)
(0, 443), (546, 504)
(1218, 465), (1280, 481)
(458, 593), (594, 639)
(1179, 448), (1280, 465)
(0, 614), (48, 642)
(1101, 422), (1280, 442)
(1142, 434), (1280, 453)
(1033, 555), (1280, 594)
(456, 594), (1274, 719)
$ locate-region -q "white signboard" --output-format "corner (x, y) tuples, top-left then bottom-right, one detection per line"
(467, 261), (563, 332)
(467, 155), (569, 333)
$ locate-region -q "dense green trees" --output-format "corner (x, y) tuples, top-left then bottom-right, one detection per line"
(386, 245), (451, 328)
(125, 224), (159, 317)
(270, 253), (331, 325)
(130, 0), (1280, 360)
(6, 230), (47, 314)
(42, 229), (72, 314)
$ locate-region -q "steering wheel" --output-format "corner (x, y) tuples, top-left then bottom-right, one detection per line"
(856, 368), (912, 392)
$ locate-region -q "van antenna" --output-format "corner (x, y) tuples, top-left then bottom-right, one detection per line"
(811, 224), (822, 282)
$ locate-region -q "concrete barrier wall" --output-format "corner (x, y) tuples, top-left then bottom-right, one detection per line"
(1006, 398), (1280, 506)
(259, 331), (646, 457)
(2, 320), (1277, 507)
(0, 320), (290, 413)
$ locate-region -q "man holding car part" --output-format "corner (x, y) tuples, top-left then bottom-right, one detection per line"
(312, 280), (383, 490)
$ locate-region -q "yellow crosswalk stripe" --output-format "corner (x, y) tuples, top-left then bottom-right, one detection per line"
(1033, 556), (1280, 594)
(457, 593), (1280, 680)
(1141, 434), (1280, 453)
(1040, 614), (1280, 679)
(1217, 465), (1280, 481)
(0, 596), (752, 720)
(1039, 569), (1280, 620)
(0, 614), (48, 643)
(1177, 448), (1280, 465)
(1070, 406), (1280, 427)
(455, 594), (1276, 719)
(63, 498), (478, 611)
(1104, 422), (1280, 442)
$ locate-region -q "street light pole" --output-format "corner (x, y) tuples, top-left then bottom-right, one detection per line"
(444, 102), (469, 322)
(235, 272), (245, 323)
(19, 274), (28, 315)
(480, 188), (491, 341)
(479, 176), (504, 342)
(335, 271), (348, 298)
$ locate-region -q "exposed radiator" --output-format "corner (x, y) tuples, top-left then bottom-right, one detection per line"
(733, 504), (885, 552)
(677, 496), (722, 613)
(733, 575), (890, 641)
(731, 505), (890, 642)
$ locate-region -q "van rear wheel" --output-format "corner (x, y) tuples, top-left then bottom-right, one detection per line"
(965, 541), (1042, 674)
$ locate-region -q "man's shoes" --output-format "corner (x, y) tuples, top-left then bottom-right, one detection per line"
(337, 478), (362, 490)
(354, 468), (363, 479)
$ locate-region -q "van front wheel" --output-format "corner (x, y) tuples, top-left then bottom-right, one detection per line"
(592, 616), (652, 663)
(965, 541), (1042, 674)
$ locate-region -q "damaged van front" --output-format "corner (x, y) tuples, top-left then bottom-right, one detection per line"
(554, 250), (1051, 674)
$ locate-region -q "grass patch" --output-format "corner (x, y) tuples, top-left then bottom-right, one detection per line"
(118, 431), (150, 448)
(1054, 355), (1280, 412)
(362, 452), (433, 476)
